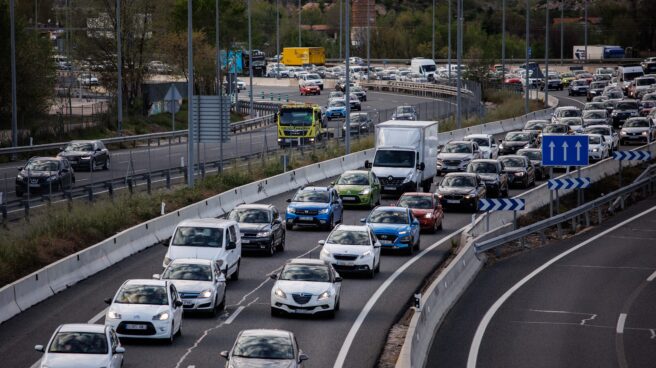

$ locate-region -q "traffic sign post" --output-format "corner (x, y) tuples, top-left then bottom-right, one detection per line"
(478, 198), (526, 232)
(613, 151), (651, 188)
(542, 135), (590, 217)
(547, 176), (591, 217)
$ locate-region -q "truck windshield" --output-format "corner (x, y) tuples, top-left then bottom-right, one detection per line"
(279, 109), (314, 127)
(373, 150), (415, 168)
(623, 71), (644, 81)
(422, 65), (436, 72)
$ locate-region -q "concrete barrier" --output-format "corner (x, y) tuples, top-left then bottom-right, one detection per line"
(197, 196), (223, 218)
(0, 285), (20, 323)
(13, 271), (53, 311)
(304, 163), (328, 183)
(218, 188), (242, 213)
(47, 256), (86, 294)
(238, 181), (268, 205)
(261, 172), (295, 197)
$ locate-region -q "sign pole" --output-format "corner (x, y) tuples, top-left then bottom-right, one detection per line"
(513, 210), (517, 231)
(486, 210), (490, 232)
(577, 167), (581, 208)
(549, 188), (553, 217)
(618, 160), (622, 188)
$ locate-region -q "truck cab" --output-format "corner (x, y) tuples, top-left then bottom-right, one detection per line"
(276, 103), (327, 147)
(410, 58), (437, 81)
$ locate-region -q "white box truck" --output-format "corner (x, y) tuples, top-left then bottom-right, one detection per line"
(410, 57), (437, 81)
(365, 121), (439, 194)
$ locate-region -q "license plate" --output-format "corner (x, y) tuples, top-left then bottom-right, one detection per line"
(241, 239), (250, 244)
(384, 186), (396, 191)
(447, 199), (460, 204)
(335, 261), (352, 266)
(447, 166), (458, 170)
(342, 196), (356, 201)
(29, 184), (40, 188)
(379, 240), (393, 244)
(300, 216), (313, 221)
(125, 324), (147, 330)
(183, 300), (193, 306)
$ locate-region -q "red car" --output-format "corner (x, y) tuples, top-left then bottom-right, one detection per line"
(299, 84), (321, 96)
(395, 192), (444, 233)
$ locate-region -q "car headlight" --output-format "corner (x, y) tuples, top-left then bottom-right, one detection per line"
(319, 208), (330, 214)
(80, 156), (91, 160)
(274, 288), (287, 298)
(631, 112), (639, 116)
(320, 248), (331, 258)
(107, 310), (121, 319)
(424, 213), (433, 218)
(514, 172), (525, 176)
(642, 131), (648, 136)
(287, 207), (296, 214)
(360, 188), (371, 195)
(46, 175), (58, 182)
(620, 131), (627, 135)
(402, 172), (413, 184)
(163, 257), (172, 266)
(592, 148), (599, 152)
(200, 289), (213, 298)
(498, 144), (504, 149)
(398, 231), (408, 235)
(152, 312), (170, 321)
(256, 231), (271, 237)
(464, 194), (475, 199)
(360, 250), (373, 258)
(318, 291), (331, 300)
(16, 175), (24, 181)
(612, 112), (618, 116)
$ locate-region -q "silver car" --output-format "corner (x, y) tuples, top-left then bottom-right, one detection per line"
(220, 329), (309, 368)
(35, 324), (125, 368)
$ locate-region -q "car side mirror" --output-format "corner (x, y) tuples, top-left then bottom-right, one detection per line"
(334, 276), (343, 283)
(318, 240), (325, 246)
(174, 300), (183, 307)
(226, 241), (237, 250)
(152, 274), (161, 280)
(364, 160), (372, 169)
(220, 351), (230, 360)
(417, 162), (426, 171)
(269, 273), (278, 280)
(360, 218), (366, 223)
(115, 346), (126, 354)
(299, 353), (309, 362)
(104, 297), (112, 304)
(286, 198), (292, 203)
(330, 181), (335, 185)
(34, 345), (44, 352)
(17, 167), (22, 171)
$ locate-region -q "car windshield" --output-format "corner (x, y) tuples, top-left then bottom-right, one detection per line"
(329, 100), (346, 108)
(64, 143), (93, 152)
(306, 74), (320, 79)
(616, 102), (639, 110)
(559, 109), (581, 117)
(115, 285), (168, 305)
(588, 136), (602, 144)
(608, 91), (623, 99)
(337, 172), (369, 185)
(293, 190), (330, 203)
(586, 127), (608, 135)
(351, 114), (368, 122)
(467, 137), (489, 147)
(499, 157), (525, 168)
(162, 263), (212, 281)
(396, 106), (414, 114)
(591, 83), (606, 89)
(279, 264), (330, 282)
(467, 162), (498, 174)
(172, 226), (223, 247)
(48, 332), (108, 354)
(584, 111), (606, 119)
(624, 71), (644, 81)
(279, 109), (313, 127)
(444, 143), (472, 153)
(520, 151), (541, 160)
(373, 150), (415, 168)
(544, 125), (569, 133)
(233, 335), (295, 360)
(327, 229), (370, 245)
(397, 195), (433, 209)
(368, 209), (409, 224)
(228, 208), (271, 224)
(585, 103), (604, 110)
(524, 121), (546, 130)
(563, 119), (582, 127)
(625, 119), (649, 128)
(573, 80), (587, 86)
(506, 132), (530, 141)
(441, 176), (477, 187)
(330, 92), (343, 98)
(24, 159), (59, 172)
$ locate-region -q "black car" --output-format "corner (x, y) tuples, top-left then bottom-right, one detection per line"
(465, 159), (509, 198)
(229, 204), (286, 256)
(611, 100), (640, 129)
(498, 155), (536, 188)
(343, 112), (373, 135)
(15, 157), (75, 197)
(351, 86), (367, 101)
(517, 148), (548, 180)
(391, 105), (418, 121)
(436, 173), (487, 212)
(498, 131), (538, 155)
(57, 140), (110, 171)
(587, 81), (609, 102)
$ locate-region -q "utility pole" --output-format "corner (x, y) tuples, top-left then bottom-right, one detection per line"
(248, 0), (253, 117)
(584, 0), (588, 63)
(456, 0), (462, 128)
(432, 0), (435, 62)
(187, 0), (195, 187)
(502, 0), (506, 84)
(525, 0), (530, 114)
(560, 0), (564, 65)
(116, 0), (123, 134)
(345, 0), (351, 154)
(216, 0), (224, 171)
(298, 0), (302, 47)
(545, 2), (549, 109)
(339, 0), (342, 61)
(10, 0), (18, 150)
(367, 0), (371, 81)
(448, 0), (452, 81)
(276, 0), (280, 77)
(34, 0), (37, 27)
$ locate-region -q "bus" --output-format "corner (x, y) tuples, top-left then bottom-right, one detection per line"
(276, 103), (327, 147)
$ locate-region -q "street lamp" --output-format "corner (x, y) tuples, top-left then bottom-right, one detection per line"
(525, 0), (530, 114)
(187, 0), (195, 187)
(298, 0), (302, 47)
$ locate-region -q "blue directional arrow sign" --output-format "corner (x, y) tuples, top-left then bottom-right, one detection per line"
(541, 135), (589, 167)
(547, 177), (591, 190)
(478, 198), (526, 211)
(612, 151), (651, 161)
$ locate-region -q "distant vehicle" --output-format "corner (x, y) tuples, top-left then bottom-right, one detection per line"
(465, 159), (509, 198)
(620, 117), (655, 145)
(595, 67), (615, 76)
(299, 83), (320, 96)
(395, 192), (444, 233)
(584, 125), (620, 151)
(333, 169), (381, 208)
(560, 72), (576, 87)
(584, 102), (607, 111)
(285, 186), (343, 230)
(541, 75), (564, 91)
(628, 76), (656, 99)
(147, 60), (173, 74)
(270, 259), (342, 317)
(552, 106), (582, 124)
(587, 81), (609, 101)
(350, 85), (367, 101)
(436, 140), (482, 175)
(542, 123), (572, 135)
(410, 57), (437, 81)
(325, 100), (347, 120)
(104, 279), (183, 343)
(582, 109), (611, 127)
(329, 91), (344, 100)
(391, 105), (418, 120)
(77, 73), (99, 86)
(568, 79), (590, 96)
(15, 157), (75, 197)
(342, 112), (374, 136)
(281, 47), (325, 66)
(58, 140), (110, 171)
(228, 204), (286, 256)
(276, 103), (326, 146)
(299, 73), (324, 90)
(34, 324), (125, 368)
(617, 65), (645, 92)
(220, 329), (309, 367)
(516, 148), (548, 180)
(319, 225), (382, 277)
(573, 45), (624, 60)
(362, 206), (421, 254)
(611, 100), (640, 128)
(347, 93), (362, 111)
(498, 131), (538, 155)
(463, 134), (499, 159)
(560, 117), (584, 133)
(586, 134), (611, 161)
(523, 119), (549, 133)
(436, 173), (487, 212)
(498, 155), (536, 188)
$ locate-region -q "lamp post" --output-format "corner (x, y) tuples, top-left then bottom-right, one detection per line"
(187, 0), (195, 187)
(10, 0), (18, 151)
(584, 0), (588, 63)
(298, 0), (302, 47)
(525, 0), (530, 114)
(545, 2), (549, 109)
(432, 0), (435, 62)
(345, 0), (351, 154)
(367, 0), (371, 81)
(448, 0), (452, 81)
(456, 0), (462, 128)
(502, 0), (506, 85)
(560, 0), (564, 65)
(248, 0), (253, 116)
(116, 0), (123, 134)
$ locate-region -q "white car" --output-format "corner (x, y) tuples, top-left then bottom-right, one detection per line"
(300, 73), (324, 90)
(620, 117), (656, 145)
(463, 134), (499, 159)
(154, 258), (226, 316)
(560, 117), (584, 133)
(236, 79), (246, 91)
(104, 279), (183, 343)
(34, 324), (125, 368)
(319, 225), (381, 278)
(584, 125), (619, 151)
(163, 219), (242, 280)
(551, 106), (582, 124)
(587, 134), (610, 161)
(270, 259), (342, 318)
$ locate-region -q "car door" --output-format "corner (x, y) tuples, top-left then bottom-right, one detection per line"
(227, 225), (240, 273)
(409, 211), (420, 242)
(331, 190), (343, 222)
(170, 284), (183, 331)
(271, 208), (283, 246)
(109, 329), (123, 368)
(370, 172), (381, 204)
(60, 160), (71, 188)
(369, 229), (381, 266)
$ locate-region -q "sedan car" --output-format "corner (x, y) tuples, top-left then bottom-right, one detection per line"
(611, 99), (640, 128)
(465, 159), (509, 198)
(516, 148), (548, 180)
(584, 125), (619, 151)
(362, 206), (421, 254)
(560, 117), (584, 133)
(270, 259), (342, 317)
(620, 117), (655, 145)
(343, 112), (373, 136)
(498, 131), (538, 155)
(587, 81), (609, 101)
(154, 258), (226, 315)
(325, 100), (347, 120)
(396, 192), (445, 233)
(436, 140), (482, 175)
(498, 155), (536, 188)
(552, 106), (582, 124)
(351, 86), (367, 101)
(464, 134), (499, 159)
(34, 324), (125, 368)
(582, 109), (611, 127)
(587, 134), (611, 161)
(299, 83), (320, 96)
(348, 93), (362, 111)
(333, 170), (381, 208)
(228, 204), (285, 256)
(58, 140), (110, 171)
(436, 173), (486, 212)
(319, 225), (381, 277)
(285, 186), (343, 230)
(568, 79), (590, 96)
(584, 102), (606, 111)
(523, 119), (548, 132)
(15, 157), (75, 197)
(104, 279), (183, 343)
(391, 105), (418, 120)
(220, 329), (308, 368)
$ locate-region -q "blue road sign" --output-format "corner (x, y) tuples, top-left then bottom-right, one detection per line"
(612, 151), (651, 161)
(478, 198), (525, 211)
(547, 177), (591, 190)
(541, 135), (589, 167)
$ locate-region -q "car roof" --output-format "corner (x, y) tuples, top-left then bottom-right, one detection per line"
(447, 140), (471, 145)
(498, 155), (526, 160)
(286, 258), (330, 266)
(341, 169), (369, 175)
(58, 324), (107, 333)
(30, 156), (65, 162)
(333, 224), (370, 232)
(516, 148), (540, 152)
(299, 186), (330, 192)
(234, 204), (273, 210)
(177, 218), (236, 228)
(471, 159), (501, 163)
(444, 172), (479, 177)
(69, 140), (98, 144)
(239, 329), (292, 338)
(168, 258), (213, 266)
(400, 192), (433, 197)
(124, 279), (168, 287)
(464, 134), (492, 139)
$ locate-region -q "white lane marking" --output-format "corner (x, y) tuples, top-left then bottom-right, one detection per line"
(224, 306), (245, 325)
(188, 366), (195, 368)
(466, 204), (656, 368)
(332, 229), (459, 368)
(649, 329), (656, 339)
(617, 313), (627, 334)
(609, 235), (656, 241)
(527, 309), (597, 325)
(558, 264), (654, 271)
(647, 270), (656, 282)
(88, 307), (108, 324)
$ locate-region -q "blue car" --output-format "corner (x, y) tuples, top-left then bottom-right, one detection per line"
(285, 186), (344, 230)
(326, 100), (347, 120)
(362, 206), (421, 254)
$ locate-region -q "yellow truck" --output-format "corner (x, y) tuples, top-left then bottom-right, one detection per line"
(276, 103), (328, 147)
(281, 47), (326, 66)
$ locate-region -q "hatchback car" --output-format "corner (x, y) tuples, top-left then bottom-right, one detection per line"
(391, 105), (418, 120)
(436, 173), (487, 212)
(465, 159), (509, 198)
(587, 134), (611, 161)
(270, 259), (342, 317)
(362, 206), (421, 254)
(228, 204), (285, 256)
(463, 134), (499, 159)
(58, 140), (110, 171)
(333, 170), (381, 208)
(285, 186), (343, 230)
(436, 140), (482, 175)
(498, 155), (536, 188)
(34, 324), (125, 368)
(582, 109), (610, 127)
(611, 100), (641, 128)
(104, 279), (183, 343)
(395, 192), (445, 233)
(343, 112), (373, 135)
(516, 148), (548, 180)
(620, 117), (655, 145)
(498, 131), (538, 155)
(325, 100), (347, 120)
(584, 125), (619, 151)
(568, 79), (590, 96)
(220, 329), (308, 368)
(319, 225), (382, 277)
(551, 106), (582, 124)
(15, 157), (75, 197)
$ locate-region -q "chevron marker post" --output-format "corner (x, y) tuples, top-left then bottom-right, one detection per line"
(547, 177), (591, 190)
(478, 198), (526, 211)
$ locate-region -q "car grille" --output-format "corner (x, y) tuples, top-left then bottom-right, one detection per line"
(444, 160), (461, 166)
(376, 233), (398, 242)
(179, 292), (200, 299)
(292, 293), (313, 305)
(295, 209), (318, 215)
(626, 132), (642, 136)
(442, 194), (464, 200)
(240, 232), (259, 238)
(116, 321), (156, 336)
(334, 254), (359, 261)
(379, 177), (404, 185)
(284, 130), (307, 136)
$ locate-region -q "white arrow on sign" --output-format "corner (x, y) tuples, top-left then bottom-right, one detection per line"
(562, 141), (569, 161)
(549, 141), (556, 161)
(575, 141), (582, 161)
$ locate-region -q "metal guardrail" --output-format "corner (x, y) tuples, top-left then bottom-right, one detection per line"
(359, 80), (475, 98)
(474, 166), (656, 254)
(325, 58), (645, 65)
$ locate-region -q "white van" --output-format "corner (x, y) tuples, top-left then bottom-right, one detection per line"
(163, 219), (242, 280)
(617, 65), (644, 92)
(410, 57), (437, 81)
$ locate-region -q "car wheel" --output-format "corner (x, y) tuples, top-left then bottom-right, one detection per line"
(375, 257), (381, 273)
(286, 223), (293, 231)
(277, 232), (286, 252)
(405, 242), (414, 255)
(267, 241), (275, 257)
(217, 291), (226, 312)
(175, 321), (182, 337)
(103, 157), (110, 170)
(230, 260), (240, 281)
(414, 238), (421, 251)
(326, 215), (335, 231)
(270, 307), (282, 317)
(368, 265), (376, 279)
(90, 159), (95, 171)
(166, 323), (175, 344)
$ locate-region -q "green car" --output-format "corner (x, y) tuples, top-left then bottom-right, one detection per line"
(332, 170), (381, 208)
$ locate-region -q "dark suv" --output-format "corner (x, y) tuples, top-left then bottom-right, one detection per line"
(57, 140), (110, 171)
(229, 204), (286, 256)
(15, 157), (75, 197)
(611, 100), (640, 128)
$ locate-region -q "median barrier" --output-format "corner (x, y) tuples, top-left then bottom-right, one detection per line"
(319, 158), (344, 179)
(13, 270), (53, 311)
(238, 181), (268, 205)
(304, 163), (327, 183)
(197, 196), (223, 218)
(126, 223), (160, 253)
(261, 172), (295, 197)
(218, 189), (242, 214)
(152, 213), (180, 243)
(47, 256), (86, 294)
(0, 285), (20, 323)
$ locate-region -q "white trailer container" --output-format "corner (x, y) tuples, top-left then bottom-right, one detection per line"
(365, 121), (439, 194)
